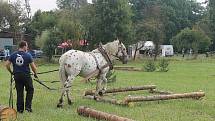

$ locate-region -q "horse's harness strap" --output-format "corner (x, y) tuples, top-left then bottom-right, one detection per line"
(89, 52), (101, 72)
(98, 45), (113, 70)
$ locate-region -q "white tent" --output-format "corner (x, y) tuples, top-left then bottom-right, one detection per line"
(141, 41), (155, 50)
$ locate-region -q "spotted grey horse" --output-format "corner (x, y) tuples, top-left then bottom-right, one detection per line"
(57, 40), (128, 107)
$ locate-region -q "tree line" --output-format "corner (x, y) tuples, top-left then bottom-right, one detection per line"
(0, 0), (214, 60)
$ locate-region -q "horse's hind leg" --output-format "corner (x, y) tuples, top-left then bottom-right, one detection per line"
(57, 88), (66, 108)
(57, 75), (74, 107)
(65, 76), (74, 105)
(57, 65), (67, 108)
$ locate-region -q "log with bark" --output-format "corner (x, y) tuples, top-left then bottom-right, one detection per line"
(0, 105), (17, 121)
(123, 91), (205, 104)
(113, 66), (142, 71)
(148, 89), (173, 95)
(114, 66), (135, 70)
(77, 106), (134, 121)
(84, 85), (157, 96)
(83, 95), (126, 106)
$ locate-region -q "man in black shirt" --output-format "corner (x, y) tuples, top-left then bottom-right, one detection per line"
(5, 41), (37, 113)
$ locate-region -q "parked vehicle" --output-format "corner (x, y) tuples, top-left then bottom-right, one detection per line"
(0, 50), (5, 60)
(160, 45), (174, 57)
(28, 50), (43, 58)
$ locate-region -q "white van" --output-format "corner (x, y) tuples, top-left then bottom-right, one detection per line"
(160, 45), (174, 57)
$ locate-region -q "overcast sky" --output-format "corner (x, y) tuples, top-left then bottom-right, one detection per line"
(30, 0), (92, 15)
(29, 0), (205, 15)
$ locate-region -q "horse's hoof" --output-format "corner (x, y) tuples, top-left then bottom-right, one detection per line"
(93, 95), (98, 100)
(98, 91), (104, 96)
(57, 103), (63, 108)
(68, 100), (74, 105)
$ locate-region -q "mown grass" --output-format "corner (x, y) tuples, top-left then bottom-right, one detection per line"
(0, 57), (215, 121)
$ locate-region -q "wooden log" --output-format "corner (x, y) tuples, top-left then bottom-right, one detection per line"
(114, 66), (135, 70)
(114, 66), (142, 71)
(149, 89), (173, 95)
(0, 105), (17, 121)
(124, 92), (205, 104)
(77, 106), (134, 121)
(84, 85), (157, 96)
(83, 95), (126, 106)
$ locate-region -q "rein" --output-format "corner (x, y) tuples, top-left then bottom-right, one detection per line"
(37, 69), (59, 75)
(9, 74), (14, 108)
(30, 69), (60, 90)
(33, 78), (57, 90)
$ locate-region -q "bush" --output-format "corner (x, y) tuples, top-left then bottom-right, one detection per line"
(143, 60), (156, 72)
(157, 59), (169, 72)
(106, 70), (116, 83)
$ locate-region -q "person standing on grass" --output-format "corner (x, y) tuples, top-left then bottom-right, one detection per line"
(5, 41), (37, 113)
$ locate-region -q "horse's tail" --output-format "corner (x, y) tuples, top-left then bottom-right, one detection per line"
(59, 55), (68, 84)
(59, 65), (67, 84)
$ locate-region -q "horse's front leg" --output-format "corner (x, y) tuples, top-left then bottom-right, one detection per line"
(95, 74), (107, 96)
(95, 78), (103, 96)
(102, 76), (108, 92)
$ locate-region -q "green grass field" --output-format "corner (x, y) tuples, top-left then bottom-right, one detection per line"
(0, 57), (215, 121)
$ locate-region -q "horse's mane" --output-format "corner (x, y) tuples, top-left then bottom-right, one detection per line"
(92, 40), (120, 55)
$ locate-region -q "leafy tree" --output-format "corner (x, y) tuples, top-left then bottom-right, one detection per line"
(209, 0), (215, 50)
(134, 2), (165, 60)
(56, 9), (84, 43)
(35, 30), (49, 49)
(129, 0), (155, 22)
(171, 28), (211, 57)
(57, 0), (87, 10)
(30, 9), (84, 50)
(0, 1), (11, 31)
(77, 4), (96, 45)
(91, 0), (133, 46)
(0, 1), (26, 33)
(130, 0), (205, 45)
(160, 0), (205, 44)
(30, 11), (57, 35)
(209, 0), (215, 30)
(37, 29), (60, 61)
(29, 10), (58, 48)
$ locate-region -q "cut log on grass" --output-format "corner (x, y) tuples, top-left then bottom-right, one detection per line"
(84, 85), (156, 96)
(77, 106), (134, 121)
(83, 95), (126, 106)
(114, 66), (135, 70)
(124, 92), (205, 104)
(0, 105), (17, 121)
(149, 89), (173, 95)
(114, 66), (142, 71)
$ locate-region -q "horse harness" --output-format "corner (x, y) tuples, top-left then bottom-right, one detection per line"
(98, 45), (113, 70)
(89, 44), (113, 75)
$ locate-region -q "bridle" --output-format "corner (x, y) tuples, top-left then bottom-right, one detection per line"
(97, 42), (127, 70)
(115, 44), (127, 59)
(110, 42), (127, 64)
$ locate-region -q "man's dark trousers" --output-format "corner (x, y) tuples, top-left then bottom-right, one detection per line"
(14, 73), (34, 112)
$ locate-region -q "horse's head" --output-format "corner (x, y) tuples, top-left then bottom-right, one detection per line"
(103, 39), (128, 64)
(111, 39), (128, 64)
